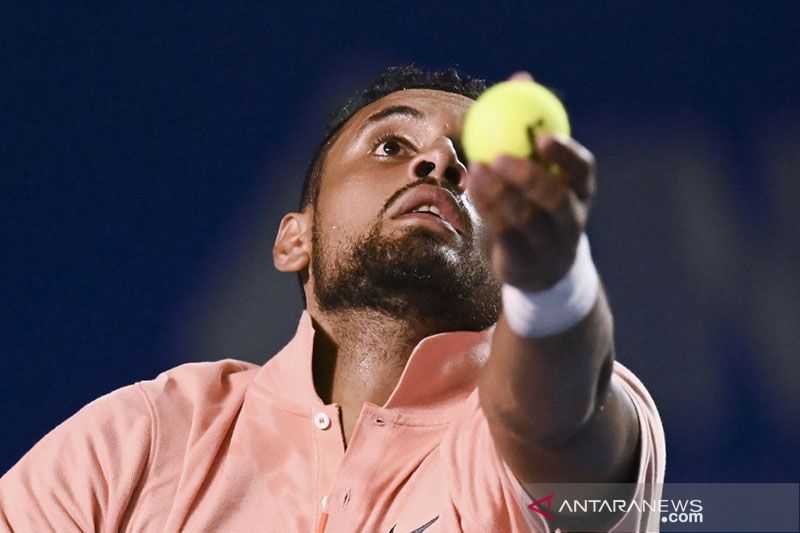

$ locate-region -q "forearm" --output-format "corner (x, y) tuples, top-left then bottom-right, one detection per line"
(478, 281), (641, 492)
(479, 284), (615, 447)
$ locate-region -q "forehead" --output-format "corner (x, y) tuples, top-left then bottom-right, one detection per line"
(345, 88), (474, 132)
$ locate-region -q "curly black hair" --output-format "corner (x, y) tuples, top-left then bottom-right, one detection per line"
(297, 64), (487, 211)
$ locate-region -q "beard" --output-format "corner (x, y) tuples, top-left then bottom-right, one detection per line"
(311, 206), (502, 332)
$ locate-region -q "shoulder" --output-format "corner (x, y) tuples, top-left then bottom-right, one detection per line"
(4, 358), (260, 477)
(0, 383), (155, 530)
(137, 358), (260, 426)
(0, 358), (262, 531)
(20, 382), (155, 460)
(138, 358), (259, 400)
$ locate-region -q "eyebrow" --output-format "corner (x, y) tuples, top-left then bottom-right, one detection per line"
(356, 105), (425, 138)
(366, 104), (424, 124)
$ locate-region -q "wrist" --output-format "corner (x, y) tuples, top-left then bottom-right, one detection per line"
(501, 234), (600, 338)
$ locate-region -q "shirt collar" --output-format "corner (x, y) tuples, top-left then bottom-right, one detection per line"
(253, 310), (495, 415)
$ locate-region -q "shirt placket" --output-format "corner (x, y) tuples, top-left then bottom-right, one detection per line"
(319, 404), (398, 533)
(311, 404), (346, 533)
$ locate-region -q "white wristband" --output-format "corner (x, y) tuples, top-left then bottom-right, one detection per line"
(501, 234), (600, 338)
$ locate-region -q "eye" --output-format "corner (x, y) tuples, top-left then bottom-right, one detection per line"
(371, 133), (415, 158)
(378, 138), (402, 156)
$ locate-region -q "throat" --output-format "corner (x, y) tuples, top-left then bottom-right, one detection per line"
(310, 310), (428, 408)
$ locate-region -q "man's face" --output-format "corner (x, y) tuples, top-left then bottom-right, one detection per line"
(309, 89), (501, 331)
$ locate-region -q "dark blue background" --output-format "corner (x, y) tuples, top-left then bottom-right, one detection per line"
(3, 3), (799, 485)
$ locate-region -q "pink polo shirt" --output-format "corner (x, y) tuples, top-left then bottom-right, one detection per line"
(1, 311), (665, 532)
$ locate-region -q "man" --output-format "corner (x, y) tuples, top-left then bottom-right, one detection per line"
(0, 65), (665, 532)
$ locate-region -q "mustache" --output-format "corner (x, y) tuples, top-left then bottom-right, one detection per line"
(378, 176), (467, 220)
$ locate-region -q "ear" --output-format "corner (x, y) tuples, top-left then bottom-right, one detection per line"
(273, 211), (311, 273)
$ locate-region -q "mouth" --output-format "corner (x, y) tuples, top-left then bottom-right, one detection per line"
(388, 185), (468, 235)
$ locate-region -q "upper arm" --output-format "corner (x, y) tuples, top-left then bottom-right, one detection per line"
(519, 363), (666, 532)
(0, 384), (154, 532)
(445, 363), (666, 532)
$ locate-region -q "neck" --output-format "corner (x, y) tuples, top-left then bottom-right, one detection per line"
(309, 308), (436, 409)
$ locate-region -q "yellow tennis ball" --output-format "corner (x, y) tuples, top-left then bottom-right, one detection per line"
(462, 79), (570, 164)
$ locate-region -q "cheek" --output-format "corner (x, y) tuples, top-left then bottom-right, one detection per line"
(316, 182), (387, 245)
(464, 194), (486, 235)
(463, 195), (490, 251)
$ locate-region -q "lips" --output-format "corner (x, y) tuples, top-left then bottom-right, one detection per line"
(388, 185), (467, 235)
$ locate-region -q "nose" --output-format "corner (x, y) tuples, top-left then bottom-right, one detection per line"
(410, 137), (467, 192)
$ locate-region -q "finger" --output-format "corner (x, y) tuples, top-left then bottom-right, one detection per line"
(537, 135), (596, 201)
(467, 163), (520, 233)
(490, 155), (536, 187)
(509, 71), (534, 82)
(530, 171), (568, 213)
(490, 155), (564, 195)
(470, 162), (555, 248)
(489, 155), (567, 214)
(468, 162), (506, 206)
(549, 189), (588, 243)
(472, 161), (534, 223)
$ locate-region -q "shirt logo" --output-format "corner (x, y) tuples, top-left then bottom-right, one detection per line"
(387, 515), (439, 533)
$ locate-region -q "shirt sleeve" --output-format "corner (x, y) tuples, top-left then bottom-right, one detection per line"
(0, 383), (154, 533)
(443, 361), (666, 533)
(604, 362), (667, 532)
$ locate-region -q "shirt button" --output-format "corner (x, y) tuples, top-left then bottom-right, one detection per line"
(314, 412), (331, 430)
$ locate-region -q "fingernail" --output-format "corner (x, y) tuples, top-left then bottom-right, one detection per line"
(536, 135), (554, 151)
(509, 71), (534, 81)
